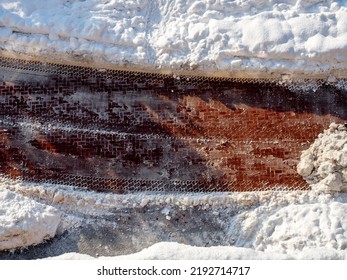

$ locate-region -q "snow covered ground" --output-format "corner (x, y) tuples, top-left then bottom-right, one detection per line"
(1, 0), (347, 78)
(49, 241), (347, 260)
(1, 169), (347, 260)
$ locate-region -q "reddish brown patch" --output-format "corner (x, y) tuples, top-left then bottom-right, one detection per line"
(0, 57), (346, 192)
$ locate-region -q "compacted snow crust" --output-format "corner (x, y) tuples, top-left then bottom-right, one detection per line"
(0, 188), (61, 251)
(1, 0), (347, 77)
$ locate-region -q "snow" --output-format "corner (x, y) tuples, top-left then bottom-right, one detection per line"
(42, 187), (347, 260)
(0, 188), (61, 251)
(298, 123), (347, 193)
(48, 242), (347, 260)
(1, 0), (347, 78)
(2, 176), (347, 260)
(48, 243), (294, 260)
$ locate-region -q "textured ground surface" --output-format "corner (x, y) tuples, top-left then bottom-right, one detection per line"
(1, 56), (347, 192)
(0, 202), (235, 259)
(2, 178), (347, 260)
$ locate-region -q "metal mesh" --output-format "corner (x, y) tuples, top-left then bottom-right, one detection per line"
(11, 173), (309, 193)
(0, 56), (273, 88)
(0, 55), (320, 193)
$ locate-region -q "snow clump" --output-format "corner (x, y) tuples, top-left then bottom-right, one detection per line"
(0, 188), (61, 251)
(297, 123), (347, 193)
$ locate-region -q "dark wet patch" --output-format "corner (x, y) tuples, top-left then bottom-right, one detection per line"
(0, 205), (237, 260)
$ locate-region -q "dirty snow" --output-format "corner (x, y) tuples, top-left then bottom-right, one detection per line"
(1, 0), (347, 78)
(298, 123), (347, 193)
(2, 176), (347, 259)
(0, 188), (61, 251)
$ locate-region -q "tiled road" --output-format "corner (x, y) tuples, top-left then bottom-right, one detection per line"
(1, 56), (346, 192)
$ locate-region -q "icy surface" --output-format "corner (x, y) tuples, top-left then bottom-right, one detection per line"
(298, 123), (347, 193)
(1, 0), (347, 76)
(0, 188), (61, 251)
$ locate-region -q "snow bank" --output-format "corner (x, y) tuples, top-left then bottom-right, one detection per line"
(298, 123), (347, 193)
(48, 241), (347, 260)
(48, 242), (293, 260)
(1, 0), (347, 78)
(0, 188), (61, 251)
(47, 192), (347, 259)
(236, 194), (347, 254)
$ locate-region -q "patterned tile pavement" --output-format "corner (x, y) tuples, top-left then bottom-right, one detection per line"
(1, 56), (346, 192)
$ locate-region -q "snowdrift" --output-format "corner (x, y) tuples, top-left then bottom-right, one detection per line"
(1, 0), (347, 78)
